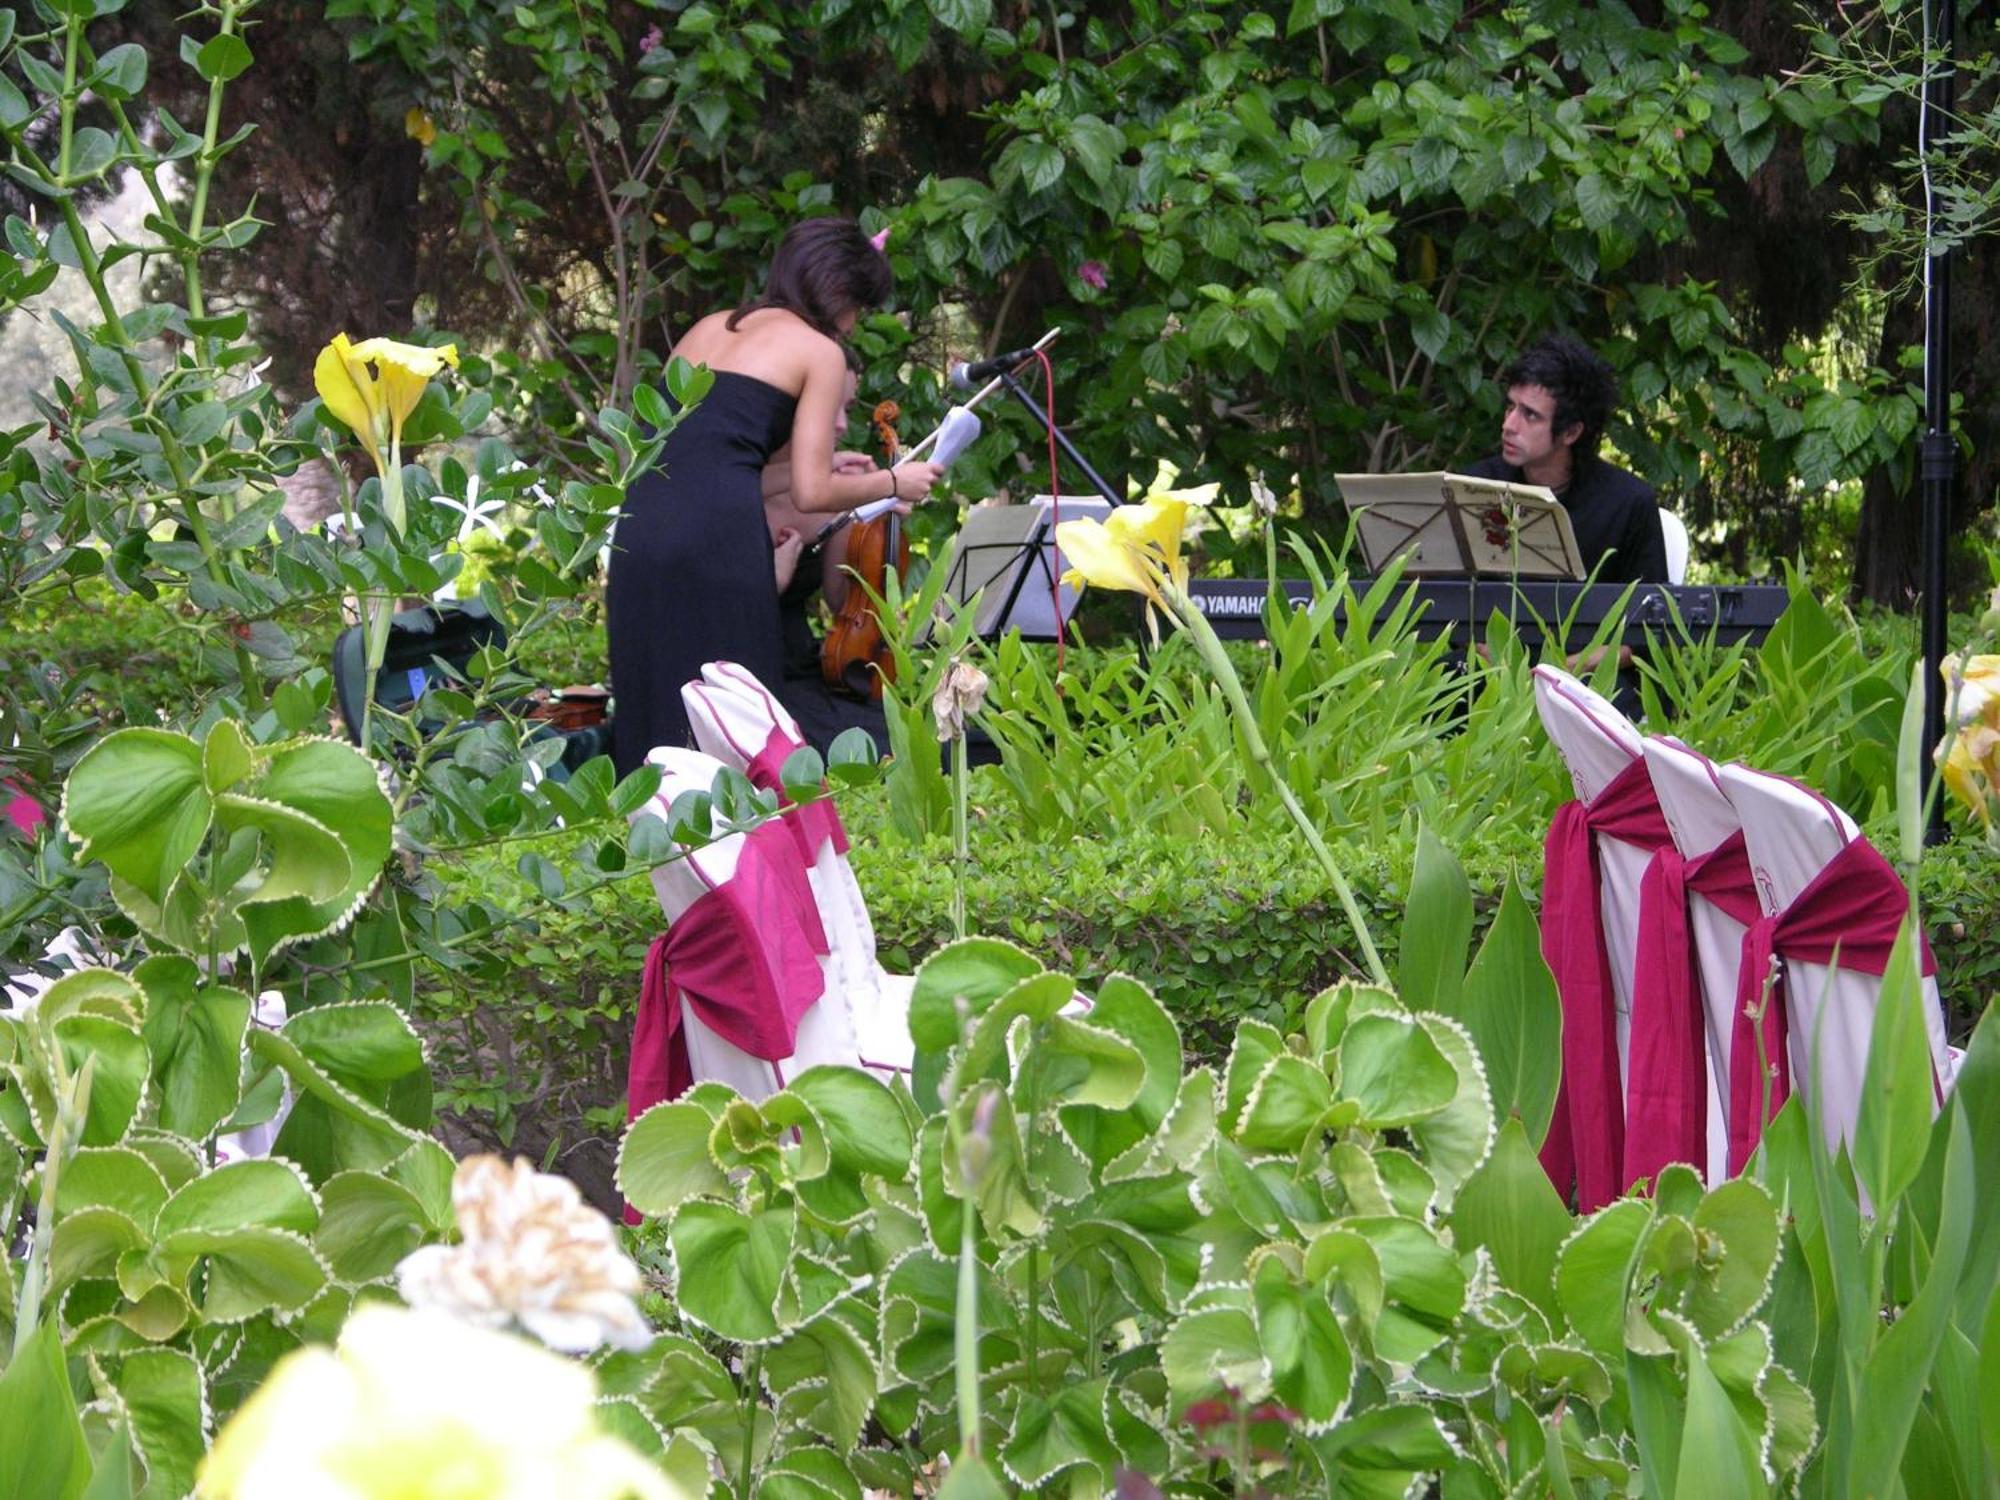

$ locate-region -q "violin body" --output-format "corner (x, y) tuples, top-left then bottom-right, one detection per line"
(819, 398), (911, 698)
(819, 512), (907, 698)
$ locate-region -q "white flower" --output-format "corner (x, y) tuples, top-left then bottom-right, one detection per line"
(433, 473), (511, 547)
(197, 1305), (686, 1500)
(396, 1155), (652, 1353)
(932, 659), (990, 742)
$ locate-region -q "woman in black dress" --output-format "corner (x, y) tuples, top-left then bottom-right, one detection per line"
(607, 220), (942, 778)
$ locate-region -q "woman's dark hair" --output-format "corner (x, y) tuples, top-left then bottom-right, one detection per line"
(1501, 333), (1619, 459)
(727, 218), (892, 339)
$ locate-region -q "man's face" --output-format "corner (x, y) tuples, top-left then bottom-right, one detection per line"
(1499, 383), (1579, 473)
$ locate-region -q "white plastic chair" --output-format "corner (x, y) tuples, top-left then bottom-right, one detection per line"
(638, 746), (868, 1100)
(1638, 737), (1747, 1180)
(1714, 764), (1955, 1160)
(1533, 664), (1648, 1089)
(682, 663), (916, 1076)
(1658, 508), (1689, 585)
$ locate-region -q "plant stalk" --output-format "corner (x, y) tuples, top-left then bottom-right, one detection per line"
(1167, 583), (1389, 986)
(950, 731), (969, 940)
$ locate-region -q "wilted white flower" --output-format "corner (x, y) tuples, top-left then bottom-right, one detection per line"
(932, 659), (990, 742)
(1248, 474), (1278, 517)
(396, 1154), (651, 1353)
(197, 1305), (686, 1500)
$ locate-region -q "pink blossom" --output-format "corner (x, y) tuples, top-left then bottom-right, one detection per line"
(638, 24), (662, 52)
(1078, 259), (1108, 290)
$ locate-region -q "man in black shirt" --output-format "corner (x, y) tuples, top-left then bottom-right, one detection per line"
(1462, 334), (1668, 585)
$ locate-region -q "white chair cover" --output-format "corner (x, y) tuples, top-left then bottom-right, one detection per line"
(1714, 764), (1955, 1159)
(1659, 508), (1690, 585)
(682, 664), (915, 1077)
(1638, 736), (1746, 1179)
(1532, 664), (1648, 1091)
(641, 746), (865, 1098)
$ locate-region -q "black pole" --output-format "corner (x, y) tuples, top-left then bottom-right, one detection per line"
(1920, 0), (1957, 844)
(994, 371), (1125, 506)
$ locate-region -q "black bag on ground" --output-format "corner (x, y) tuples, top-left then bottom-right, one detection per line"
(331, 601), (609, 778)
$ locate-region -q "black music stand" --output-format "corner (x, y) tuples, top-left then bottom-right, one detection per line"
(937, 497), (1113, 641)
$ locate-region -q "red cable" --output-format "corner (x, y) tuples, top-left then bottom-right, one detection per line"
(1032, 348), (1064, 686)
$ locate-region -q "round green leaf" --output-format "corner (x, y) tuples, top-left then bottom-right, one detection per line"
(907, 936), (1043, 1052)
(619, 1101), (729, 1217)
(668, 1201), (793, 1343)
(62, 728), (209, 904)
(1338, 1011), (1457, 1128)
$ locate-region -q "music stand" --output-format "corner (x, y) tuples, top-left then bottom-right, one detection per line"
(936, 497), (1114, 641)
(1335, 470), (1584, 579)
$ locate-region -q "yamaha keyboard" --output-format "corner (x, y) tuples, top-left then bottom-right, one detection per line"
(1185, 577), (1790, 648)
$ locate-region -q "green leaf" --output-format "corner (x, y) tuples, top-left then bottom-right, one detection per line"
(907, 937), (1043, 1052)
(1405, 1013), (1497, 1207)
(1397, 823), (1472, 1015)
(1451, 1116), (1571, 1318)
(763, 1312), (879, 1452)
(315, 1171), (433, 1281)
(156, 1158), (317, 1238)
(783, 1066), (913, 1180)
(1451, 873), (1561, 1145)
(619, 1102), (729, 1216)
(1161, 1305), (1267, 1413)
(669, 1201), (792, 1342)
(1851, 914), (1932, 1214)
(1848, 1108), (1976, 1499)
(0, 1320), (91, 1500)
(107, 1349), (204, 1500)
(1338, 1011), (1456, 1128)
(1575, 172), (1622, 231)
(1253, 1257), (1355, 1428)
(63, 728), (210, 904)
(1235, 1053), (1333, 1152)
(162, 1224), (329, 1321)
(53, 1016), (150, 1145)
(238, 738), (393, 963)
(1676, 1334), (1767, 1500)
(1018, 140), (1064, 194)
(55, 1146), (170, 1228)
(1001, 1377), (1121, 1489)
(136, 956), (251, 1140)
(194, 34), (253, 82)
(91, 44), (149, 100)
(1681, 1178), (1780, 1340)
(1555, 1198), (1652, 1355)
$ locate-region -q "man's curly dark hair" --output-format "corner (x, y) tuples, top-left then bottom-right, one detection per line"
(1501, 334), (1620, 461)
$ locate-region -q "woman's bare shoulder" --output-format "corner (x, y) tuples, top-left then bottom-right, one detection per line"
(676, 307), (837, 386)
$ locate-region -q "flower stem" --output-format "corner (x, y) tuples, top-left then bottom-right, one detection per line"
(736, 1345), (762, 1500)
(13, 1054), (92, 1361)
(1168, 585), (1390, 987)
(955, 1207), (982, 1459)
(950, 732), (969, 940)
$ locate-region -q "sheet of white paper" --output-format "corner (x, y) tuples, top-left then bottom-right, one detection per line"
(929, 406), (982, 469)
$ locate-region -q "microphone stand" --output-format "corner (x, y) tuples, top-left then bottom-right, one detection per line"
(994, 370), (1124, 506)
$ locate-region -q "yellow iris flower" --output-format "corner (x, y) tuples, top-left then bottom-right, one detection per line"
(1938, 653), (2000, 827)
(314, 333), (460, 458)
(1054, 462), (1215, 611)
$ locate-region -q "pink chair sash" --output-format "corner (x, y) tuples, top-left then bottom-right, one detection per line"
(1540, 756), (1675, 1212)
(1725, 836), (1938, 1174)
(625, 822), (830, 1125)
(1624, 831), (1759, 1190)
(744, 727), (850, 860)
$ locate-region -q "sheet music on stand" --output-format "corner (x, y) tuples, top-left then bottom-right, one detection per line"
(1334, 470), (1585, 579)
(934, 496), (1114, 641)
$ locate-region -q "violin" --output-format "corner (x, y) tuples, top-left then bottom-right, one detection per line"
(819, 399), (910, 698)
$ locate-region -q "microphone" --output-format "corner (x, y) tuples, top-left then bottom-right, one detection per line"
(949, 344), (1045, 390)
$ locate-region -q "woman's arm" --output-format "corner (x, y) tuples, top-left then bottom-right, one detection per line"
(788, 340), (943, 513)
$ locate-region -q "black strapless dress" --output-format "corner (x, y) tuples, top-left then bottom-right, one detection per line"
(607, 371), (796, 778)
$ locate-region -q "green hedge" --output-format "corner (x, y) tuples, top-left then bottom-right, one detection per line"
(419, 795), (1997, 1181)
